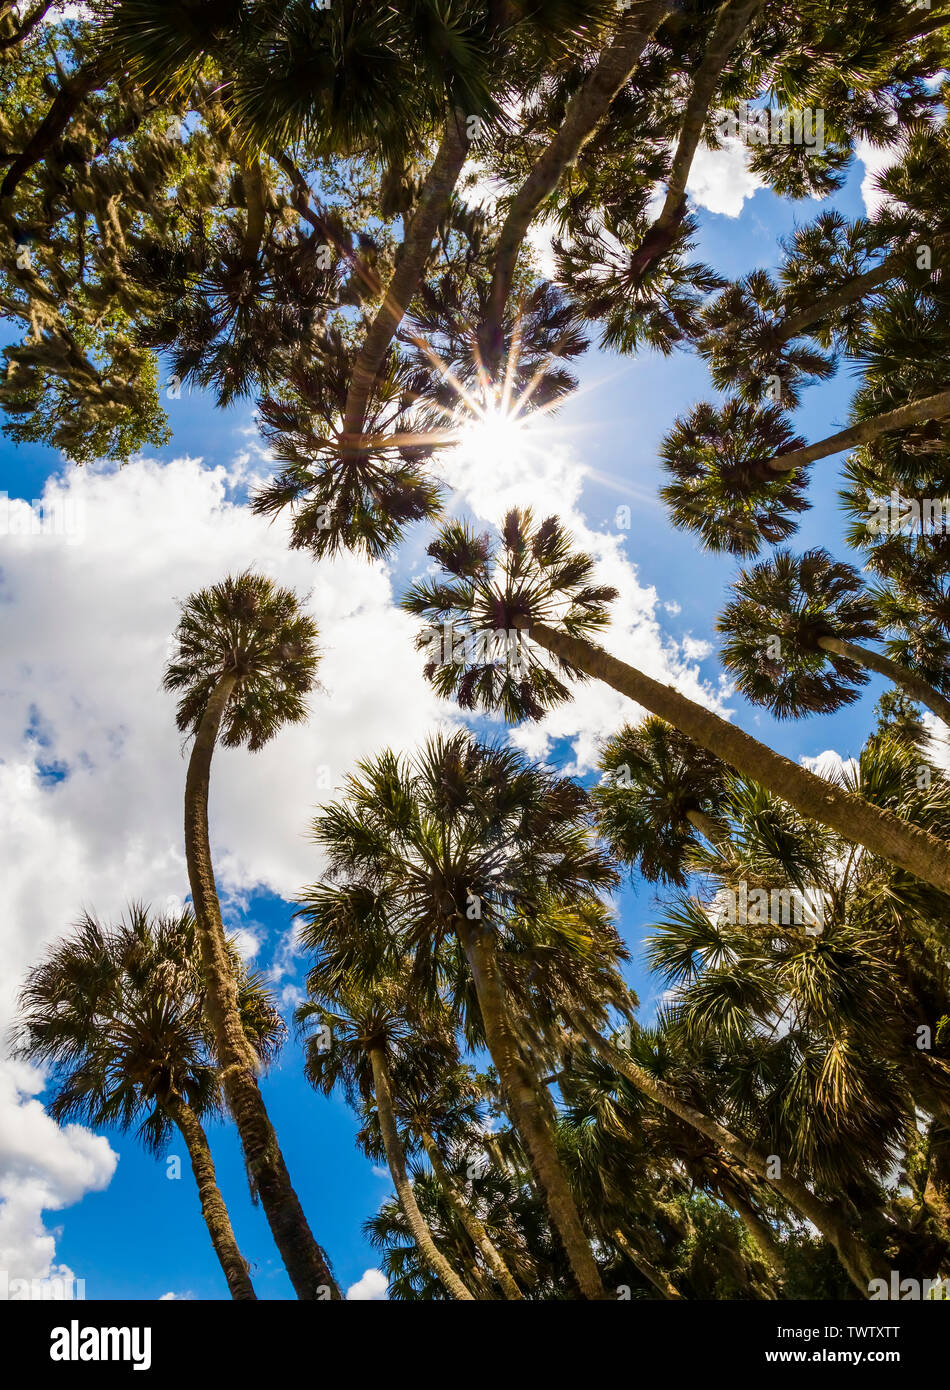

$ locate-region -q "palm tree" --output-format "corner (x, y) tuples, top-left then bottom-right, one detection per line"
(163, 570), (339, 1300)
(362, 1057), (526, 1300)
(659, 399), (812, 556)
(717, 548), (950, 725)
(297, 978), (475, 1301)
(594, 717), (730, 884)
(14, 904), (279, 1301)
(402, 509), (950, 897)
(297, 731), (617, 1299)
(659, 388), (950, 557)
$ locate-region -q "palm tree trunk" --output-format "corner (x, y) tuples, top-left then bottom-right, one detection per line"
(817, 634), (950, 727)
(481, 1), (674, 365)
(341, 114), (469, 444)
(685, 807), (732, 851)
(777, 257), (903, 342)
(458, 920), (606, 1299)
(719, 1177), (786, 1281)
(184, 672), (340, 1300)
(366, 1048), (475, 1301)
(525, 619), (950, 896)
(165, 1092), (257, 1300)
(758, 389), (950, 474)
(612, 1229), (683, 1300)
(628, 0), (765, 286)
(573, 1015), (886, 1294)
(420, 1130), (523, 1299)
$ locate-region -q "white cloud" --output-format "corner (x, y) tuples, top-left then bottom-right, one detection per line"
(855, 137), (900, 218)
(435, 428), (730, 773)
(345, 1267), (389, 1300)
(0, 1060), (116, 1289)
(685, 138), (764, 218)
(0, 452), (451, 1281)
(800, 749), (859, 783)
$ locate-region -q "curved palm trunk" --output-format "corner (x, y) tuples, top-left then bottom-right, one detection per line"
(685, 807), (732, 852)
(458, 920), (606, 1300)
(817, 635), (950, 728)
(185, 673), (340, 1299)
(628, 0), (765, 286)
(420, 1130), (523, 1300)
(719, 1177), (786, 1283)
(574, 1016), (886, 1294)
(341, 115), (469, 444)
(758, 389), (950, 474)
(526, 620), (950, 897)
(165, 1092), (257, 1300)
(481, 1), (674, 365)
(612, 1229), (683, 1300)
(366, 1048), (474, 1301)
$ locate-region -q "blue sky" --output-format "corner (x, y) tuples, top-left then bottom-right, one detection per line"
(0, 138), (906, 1300)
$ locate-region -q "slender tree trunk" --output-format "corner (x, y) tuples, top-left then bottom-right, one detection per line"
(366, 1048), (474, 1300)
(458, 920), (606, 1299)
(481, 1), (675, 365)
(628, 0), (765, 285)
(184, 673), (340, 1299)
(240, 158), (267, 265)
(341, 114), (469, 444)
(759, 389), (950, 474)
(573, 1016), (886, 1294)
(817, 634), (950, 728)
(612, 1229), (683, 1300)
(719, 1178), (786, 1282)
(685, 807), (732, 851)
(165, 1092), (257, 1300)
(778, 258), (903, 342)
(525, 619), (950, 896)
(420, 1130), (524, 1299)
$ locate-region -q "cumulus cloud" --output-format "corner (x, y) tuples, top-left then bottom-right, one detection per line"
(0, 452), (450, 1282)
(345, 1267), (389, 1300)
(0, 1060), (116, 1288)
(800, 749), (860, 783)
(684, 138), (765, 218)
(855, 137), (900, 218)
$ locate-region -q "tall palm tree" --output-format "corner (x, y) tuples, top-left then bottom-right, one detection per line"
(297, 978), (475, 1301)
(402, 509), (950, 897)
(717, 548), (950, 725)
(360, 1056), (526, 1300)
(163, 570), (339, 1299)
(14, 904), (278, 1300)
(297, 731), (617, 1299)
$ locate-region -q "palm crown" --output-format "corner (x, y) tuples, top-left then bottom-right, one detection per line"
(298, 731), (617, 998)
(659, 399), (810, 556)
(402, 509), (618, 721)
(163, 570), (319, 749)
(14, 903), (284, 1154)
(594, 718), (730, 885)
(717, 548), (880, 718)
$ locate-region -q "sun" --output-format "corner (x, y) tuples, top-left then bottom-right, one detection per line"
(455, 402), (534, 472)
